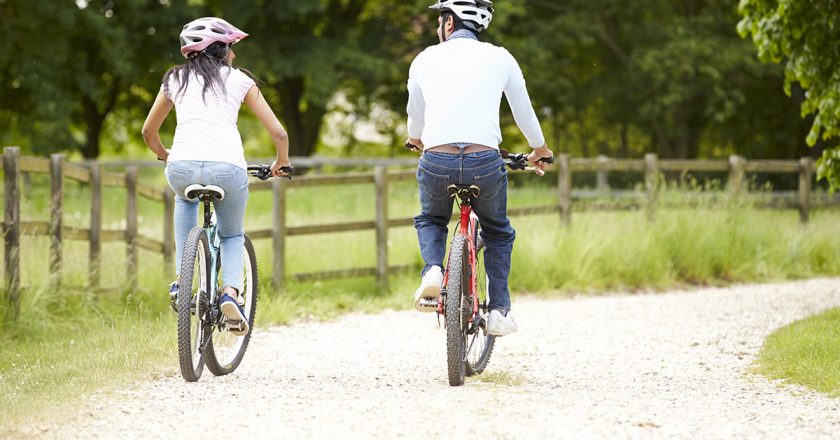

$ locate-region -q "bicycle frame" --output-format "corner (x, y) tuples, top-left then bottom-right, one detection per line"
(200, 200), (222, 334)
(438, 193), (481, 321)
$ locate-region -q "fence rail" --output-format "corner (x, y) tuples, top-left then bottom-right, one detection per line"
(2, 147), (839, 319)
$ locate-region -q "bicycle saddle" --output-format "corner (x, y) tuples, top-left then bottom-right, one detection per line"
(184, 184), (226, 201)
(447, 184), (480, 199)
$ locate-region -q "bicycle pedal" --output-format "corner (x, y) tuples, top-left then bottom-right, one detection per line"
(225, 320), (246, 332)
(418, 298), (438, 308)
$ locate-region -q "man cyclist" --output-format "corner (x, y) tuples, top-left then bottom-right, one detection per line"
(407, 0), (554, 336)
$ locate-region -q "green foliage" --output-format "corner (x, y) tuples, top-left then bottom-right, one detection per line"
(738, 0), (840, 191)
(1, 0), (818, 163)
(496, 0), (808, 160)
(0, 0), (191, 157)
(755, 308), (840, 396)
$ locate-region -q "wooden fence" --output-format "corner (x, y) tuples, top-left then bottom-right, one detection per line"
(2, 146), (838, 318)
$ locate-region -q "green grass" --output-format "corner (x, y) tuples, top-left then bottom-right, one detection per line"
(755, 308), (840, 396)
(2, 176), (840, 428)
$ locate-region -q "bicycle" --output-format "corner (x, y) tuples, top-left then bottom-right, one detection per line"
(412, 147), (553, 386)
(175, 163), (293, 382)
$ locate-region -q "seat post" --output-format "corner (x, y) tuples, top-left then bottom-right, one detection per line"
(202, 198), (213, 228)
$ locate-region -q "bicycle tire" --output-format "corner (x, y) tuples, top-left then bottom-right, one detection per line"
(445, 234), (469, 386)
(465, 228), (495, 376)
(205, 235), (259, 376)
(177, 226), (211, 382)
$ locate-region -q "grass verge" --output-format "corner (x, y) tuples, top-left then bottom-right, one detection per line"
(754, 308), (840, 396)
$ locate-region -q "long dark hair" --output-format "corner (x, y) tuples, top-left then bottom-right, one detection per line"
(162, 42), (259, 103)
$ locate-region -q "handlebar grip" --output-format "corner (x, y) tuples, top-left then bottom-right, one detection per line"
(405, 142), (421, 152)
(247, 165), (295, 181)
(539, 155), (555, 165)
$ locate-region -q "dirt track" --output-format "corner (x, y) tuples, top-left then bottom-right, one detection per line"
(16, 278), (840, 439)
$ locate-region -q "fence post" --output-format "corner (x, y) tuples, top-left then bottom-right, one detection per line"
(596, 155), (609, 197)
(272, 178), (287, 292)
(374, 166), (389, 291)
(645, 153), (659, 218)
(557, 154), (572, 226)
(126, 167), (138, 286)
(798, 157), (814, 224)
(163, 187), (175, 278)
(89, 162), (102, 290)
(49, 154), (64, 290)
(4, 147), (20, 319)
(728, 155), (746, 197)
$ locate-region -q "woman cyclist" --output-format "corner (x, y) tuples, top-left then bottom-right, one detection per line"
(142, 17), (291, 336)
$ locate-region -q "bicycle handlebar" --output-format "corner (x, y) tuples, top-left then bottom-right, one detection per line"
(247, 164), (295, 181)
(403, 143), (554, 174)
(501, 149), (555, 173)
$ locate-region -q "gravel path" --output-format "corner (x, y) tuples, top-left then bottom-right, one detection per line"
(21, 279), (840, 439)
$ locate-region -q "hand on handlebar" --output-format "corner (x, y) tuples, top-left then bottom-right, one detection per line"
(271, 159), (293, 178)
(405, 137), (423, 154)
(527, 145), (555, 176)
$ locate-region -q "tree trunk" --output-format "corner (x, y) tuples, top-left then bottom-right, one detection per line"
(275, 78), (327, 157)
(80, 77), (120, 159)
(80, 96), (105, 159)
(620, 123), (629, 158)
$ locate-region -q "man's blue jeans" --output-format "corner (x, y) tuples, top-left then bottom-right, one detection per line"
(414, 150), (515, 313)
(165, 161), (249, 293)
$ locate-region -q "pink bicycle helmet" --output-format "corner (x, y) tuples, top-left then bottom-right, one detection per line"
(179, 17), (249, 58)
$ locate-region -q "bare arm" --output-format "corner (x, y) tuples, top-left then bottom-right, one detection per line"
(141, 90), (173, 161)
(244, 85), (290, 176)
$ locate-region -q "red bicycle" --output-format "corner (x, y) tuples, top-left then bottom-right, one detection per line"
(434, 150), (554, 386)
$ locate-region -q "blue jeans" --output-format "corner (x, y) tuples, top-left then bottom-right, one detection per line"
(165, 161), (249, 293)
(414, 150), (515, 313)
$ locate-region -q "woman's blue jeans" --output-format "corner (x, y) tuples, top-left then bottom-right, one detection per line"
(414, 150), (515, 313)
(165, 161), (248, 293)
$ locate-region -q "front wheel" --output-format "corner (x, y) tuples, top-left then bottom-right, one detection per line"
(445, 234), (469, 386)
(177, 226), (211, 382)
(205, 235), (258, 376)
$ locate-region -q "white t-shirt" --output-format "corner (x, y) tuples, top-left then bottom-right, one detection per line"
(407, 38), (546, 150)
(163, 66), (256, 170)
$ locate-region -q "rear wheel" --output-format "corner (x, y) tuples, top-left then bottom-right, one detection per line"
(465, 228), (495, 376)
(205, 235), (258, 376)
(445, 234), (469, 386)
(177, 226), (210, 382)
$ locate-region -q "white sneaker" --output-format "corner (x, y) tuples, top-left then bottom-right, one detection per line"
(414, 266), (443, 312)
(487, 310), (518, 336)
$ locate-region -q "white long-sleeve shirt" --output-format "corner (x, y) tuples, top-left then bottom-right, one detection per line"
(406, 38), (546, 150)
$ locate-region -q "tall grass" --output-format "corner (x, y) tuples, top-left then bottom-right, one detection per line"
(2, 173), (840, 427)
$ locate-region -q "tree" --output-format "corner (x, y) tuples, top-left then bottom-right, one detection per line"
(496, 0), (809, 160)
(0, 0), (191, 158)
(738, 0), (840, 190)
(202, 0), (428, 157)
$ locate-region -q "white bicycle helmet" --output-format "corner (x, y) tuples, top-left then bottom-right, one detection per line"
(179, 17), (249, 58)
(429, 0), (494, 32)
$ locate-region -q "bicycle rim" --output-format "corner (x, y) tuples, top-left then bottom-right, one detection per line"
(465, 234), (495, 376)
(445, 234), (468, 386)
(206, 236), (258, 375)
(177, 227), (209, 382)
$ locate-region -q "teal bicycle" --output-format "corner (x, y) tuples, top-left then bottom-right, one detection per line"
(176, 164), (292, 382)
